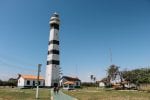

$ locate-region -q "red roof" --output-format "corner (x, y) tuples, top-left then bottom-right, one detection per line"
(64, 81), (75, 85)
(21, 75), (44, 80)
(61, 76), (80, 81)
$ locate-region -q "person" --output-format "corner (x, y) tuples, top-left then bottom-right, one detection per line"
(56, 86), (59, 94)
(53, 87), (57, 94)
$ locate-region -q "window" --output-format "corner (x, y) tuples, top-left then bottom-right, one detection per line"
(33, 81), (35, 86)
(76, 82), (79, 86)
(27, 80), (30, 85)
(39, 81), (41, 85)
(64, 84), (68, 88)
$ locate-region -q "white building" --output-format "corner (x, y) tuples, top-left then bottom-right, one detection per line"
(17, 74), (44, 88)
(60, 76), (81, 89)
(99, 81), (106, 87)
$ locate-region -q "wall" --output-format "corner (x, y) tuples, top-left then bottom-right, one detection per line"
(18, 77), (44, 87)
(17, 77), (24, 87)
(24, 80), (44, 86)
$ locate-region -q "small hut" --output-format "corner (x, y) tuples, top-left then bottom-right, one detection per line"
(60, 76), (81, 88)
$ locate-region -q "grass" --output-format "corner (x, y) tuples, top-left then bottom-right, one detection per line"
(63, 87), (150, 100)
(1, 87), (150, 100)
(0, 87), (51, 100)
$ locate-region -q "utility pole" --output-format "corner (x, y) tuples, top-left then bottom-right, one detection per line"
(36, 64), (42, 99)
(75, 65), (78, 78)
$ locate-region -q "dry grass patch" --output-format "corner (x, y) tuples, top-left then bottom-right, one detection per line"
(0, 88), (51, 100)
(63, 87), (150, 100)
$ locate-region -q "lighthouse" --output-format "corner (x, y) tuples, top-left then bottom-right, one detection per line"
(45, 12), (60, 87)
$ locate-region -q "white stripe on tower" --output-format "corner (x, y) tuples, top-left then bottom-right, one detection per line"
(45, 12), (60, 87)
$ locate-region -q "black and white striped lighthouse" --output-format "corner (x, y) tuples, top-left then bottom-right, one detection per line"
(45, 12), (60, 87)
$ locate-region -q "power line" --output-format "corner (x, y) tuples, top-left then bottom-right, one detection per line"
(0, 53), (37, 67)
(0, 59), (36, 73)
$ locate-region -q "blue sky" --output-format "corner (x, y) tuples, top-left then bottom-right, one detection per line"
(0, 0), (150, 81)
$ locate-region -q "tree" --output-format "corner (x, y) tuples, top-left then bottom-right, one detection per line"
(8, 78), (17, 87)
(90, 75), (94, 82)
(0, 79), (2, 86)
(93, 77), (96, 82)
(90, 75), (97, 85)
(122, 68), (150, 84)
(107, 64), (119, 82)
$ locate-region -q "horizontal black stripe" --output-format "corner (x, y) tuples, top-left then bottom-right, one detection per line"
(48, 50), (59, 55)
(50, 24), (59, 30)
(49, 40), (59, 45)
(47, 60), (59, 65)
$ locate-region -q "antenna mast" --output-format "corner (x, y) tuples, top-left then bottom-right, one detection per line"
(109, 48), (112, 64)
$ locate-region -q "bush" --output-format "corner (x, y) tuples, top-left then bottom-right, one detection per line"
(81, 82), (98, 87)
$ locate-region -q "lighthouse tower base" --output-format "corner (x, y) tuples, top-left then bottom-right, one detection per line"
(45, 65), (60, 87)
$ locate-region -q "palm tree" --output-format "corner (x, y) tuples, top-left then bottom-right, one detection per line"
(93, 77), (96, 83)
(90, 75), (94, 82)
